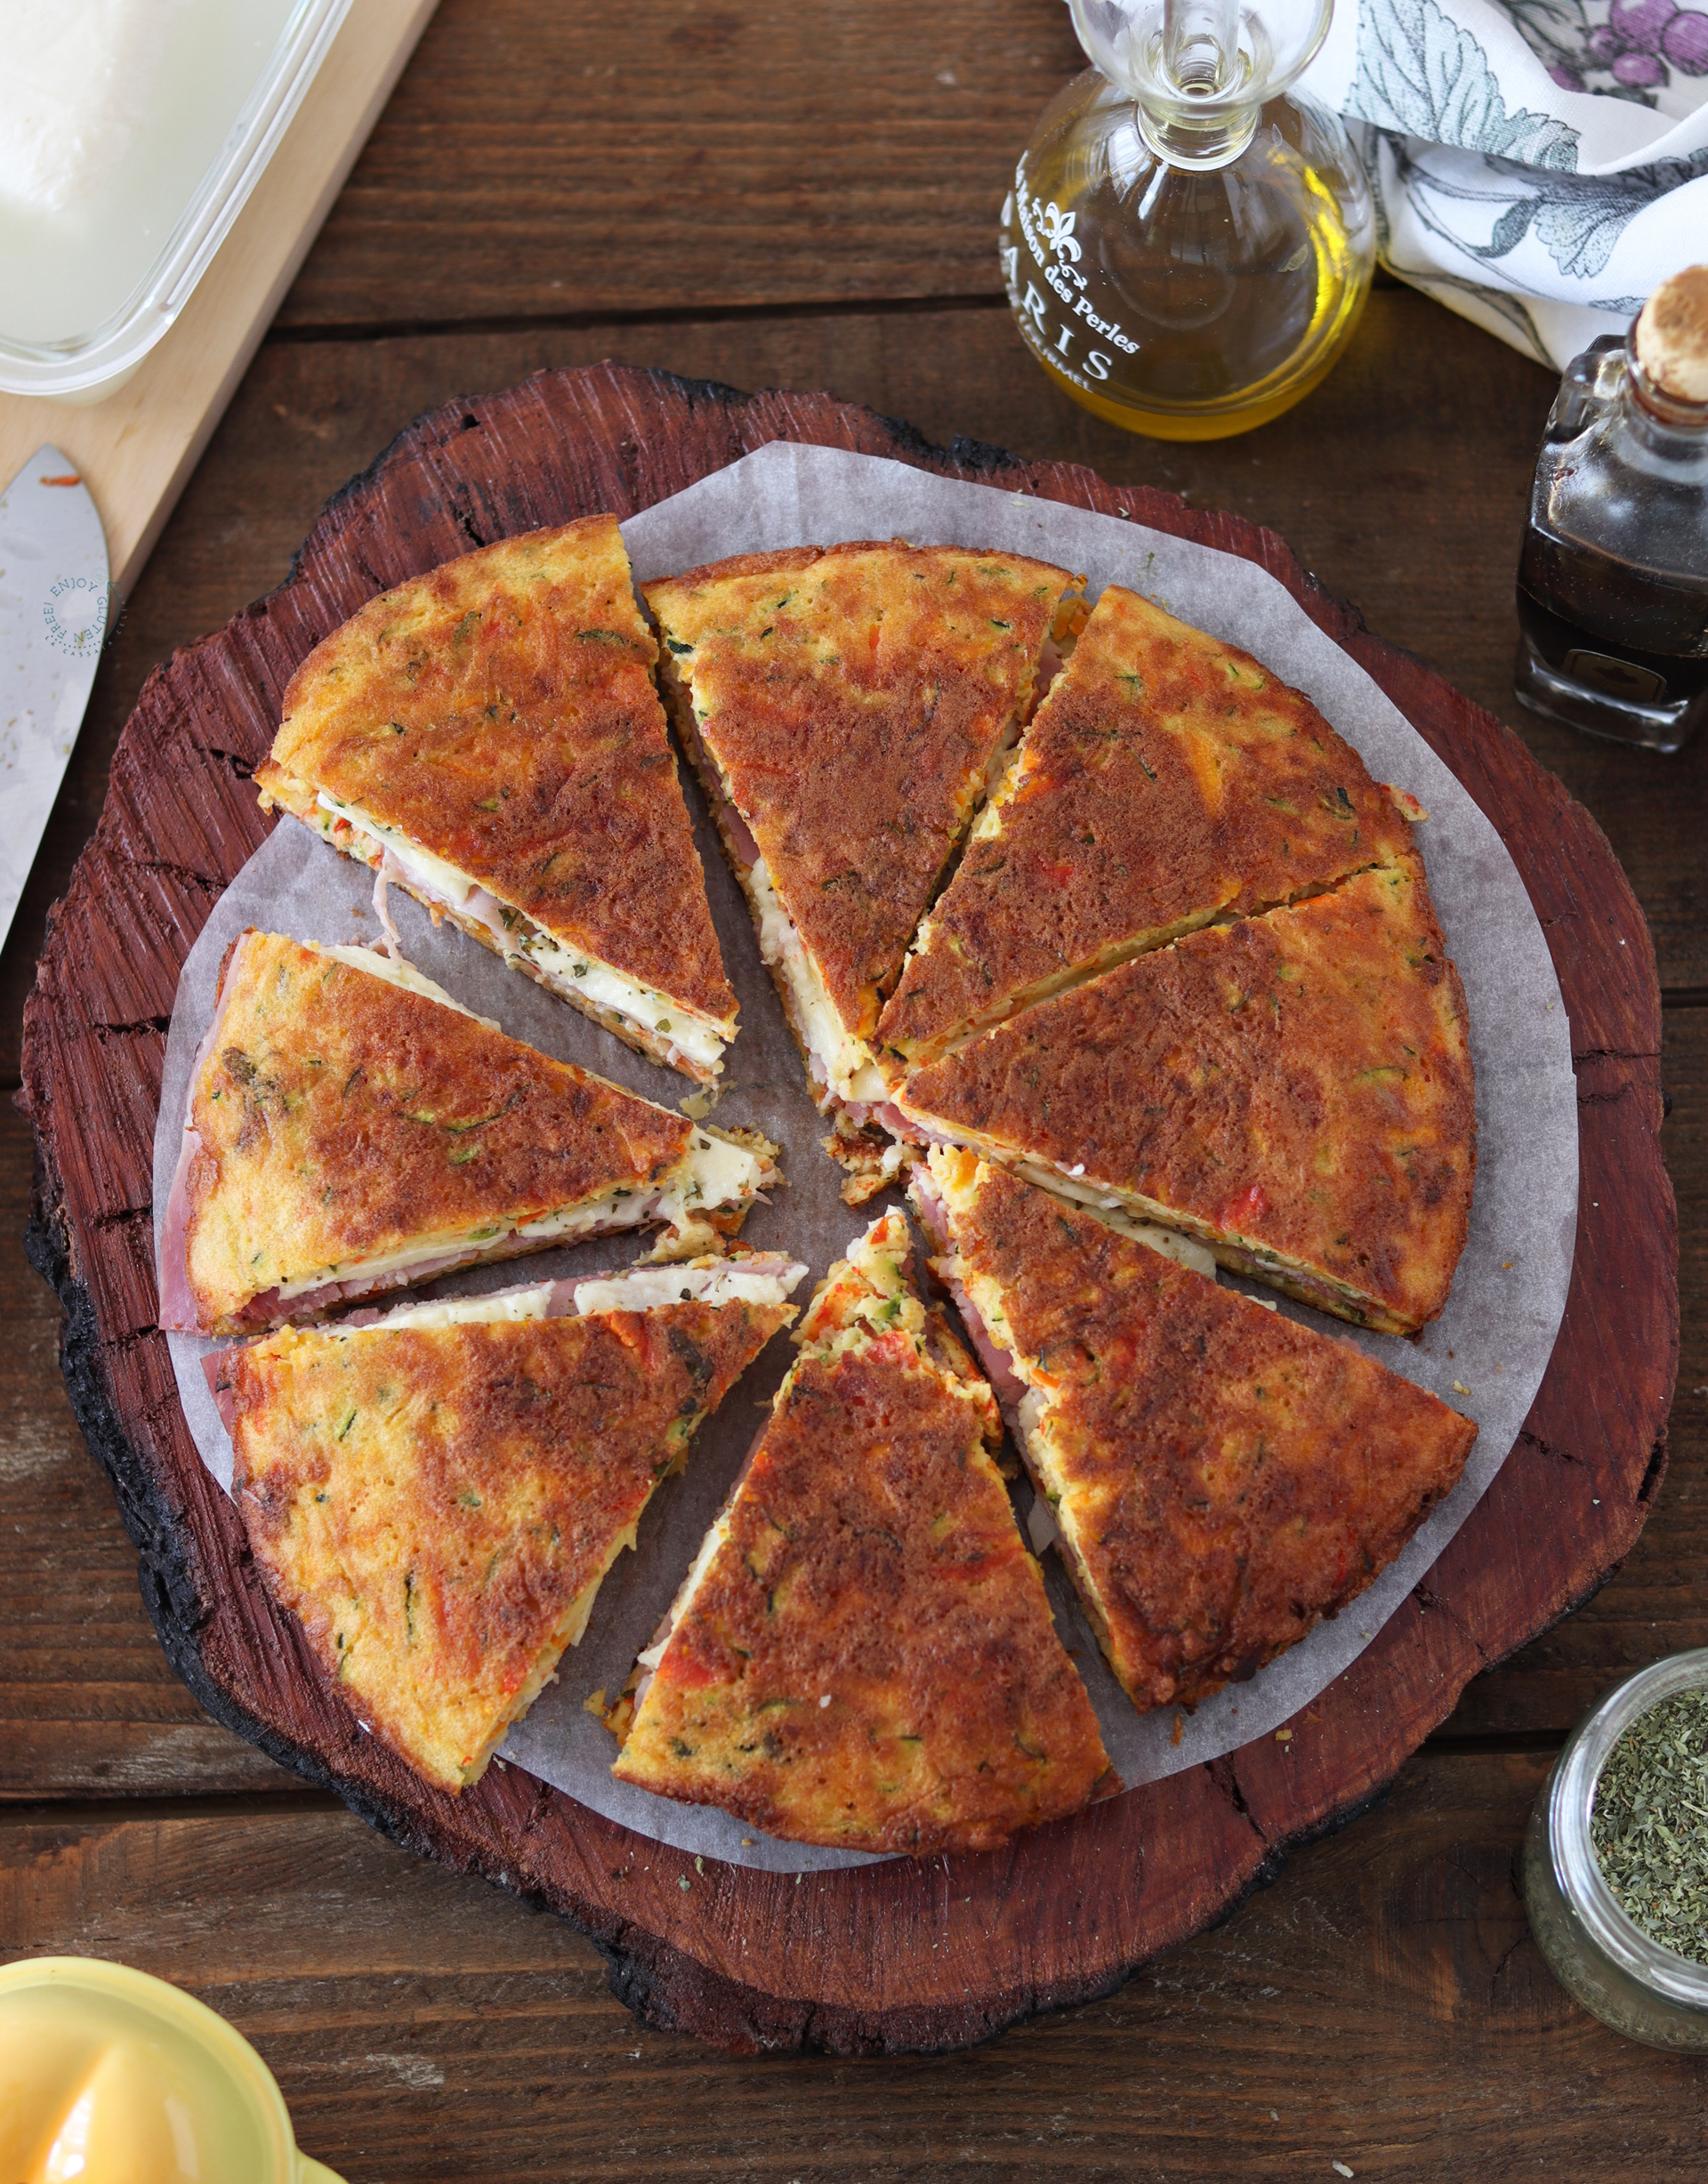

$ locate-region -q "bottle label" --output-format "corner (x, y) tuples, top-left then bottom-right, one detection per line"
(1561, 648), (1668, 703)
(1003, 166), (1139, 391)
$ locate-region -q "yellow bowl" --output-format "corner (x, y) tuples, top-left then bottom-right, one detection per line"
(0, 1956), (345, 2184)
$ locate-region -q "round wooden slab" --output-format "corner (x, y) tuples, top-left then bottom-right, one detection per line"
(21, 366), (1677, 2056)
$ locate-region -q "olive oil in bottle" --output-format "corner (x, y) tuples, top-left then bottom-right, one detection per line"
(1003, 0), (1374, 441)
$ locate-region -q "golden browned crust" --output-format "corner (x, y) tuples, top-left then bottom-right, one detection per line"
(610, 1213), (1113, 1851)
(931, 1156), (1478, 1713)
(230, 1297), (792, 1791)
(879, 584), (1417, 1066)
(901, 860), (1475, 1334)
(257, 516), (736, 1036)
(182, 933), (691, 1332)
(645, 543), (1076, 1042)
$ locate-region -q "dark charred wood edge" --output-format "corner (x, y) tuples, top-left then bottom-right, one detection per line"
(18, 364), (1678, 2058)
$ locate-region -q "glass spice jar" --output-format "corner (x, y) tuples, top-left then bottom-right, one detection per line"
(1523, 1649), (1708, 2050)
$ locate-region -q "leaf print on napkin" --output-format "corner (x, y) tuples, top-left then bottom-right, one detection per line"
(1353, 0), (1583, 165)
(1374, 133), (1708, 293)
(1534, 168), (1667, 270)
(1491, 144), (1708, 273)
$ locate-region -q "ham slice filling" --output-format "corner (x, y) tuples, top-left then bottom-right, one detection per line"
(205, 1253), (807, 1435)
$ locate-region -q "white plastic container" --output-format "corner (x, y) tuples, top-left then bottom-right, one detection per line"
(0, 0), (353, 401)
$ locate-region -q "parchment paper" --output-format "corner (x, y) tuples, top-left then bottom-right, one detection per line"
(155, 443), (1578, 1874)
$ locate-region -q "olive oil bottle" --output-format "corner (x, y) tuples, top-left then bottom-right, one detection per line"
(1003, 0), (1374, 441)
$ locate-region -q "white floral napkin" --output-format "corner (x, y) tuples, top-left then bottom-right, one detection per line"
(1299, 0), (1708, 365)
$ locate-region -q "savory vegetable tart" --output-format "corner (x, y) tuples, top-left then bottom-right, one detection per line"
(157, 931), (777, 1336)
(257, 515), (737, 1082)
(647, 544), (1077, 1106)
(879, 582), (1418, 1073)
(164, 524), (1488, 1849)
(606, 1209), (1115, 1852)
(897, 858), (1475, 1334)
(222, 1258), (804, 1792)
(911, 1150), (1478, 1713)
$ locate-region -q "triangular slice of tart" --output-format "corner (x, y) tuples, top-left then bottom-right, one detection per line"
(224, 1256), (806, 1793)
(256, 516), (738, 1082)
(647, 543), (1077, 1108)
(896, 860), (1473, 1335)
(157, 931), (778, 1337)
(878, 583), (1418, 1072)
(605, 1209), (1115, 1853)
(911, 1149), (1478, 1713)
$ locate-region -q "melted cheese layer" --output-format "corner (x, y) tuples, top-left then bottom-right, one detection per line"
(313, 793), (729, 1069)
(349, 1285), (555, 1331)
(1015, 1162), (1219, 1278)
(307, 940), (495, 1026)
(573, 1260), (806, 1317)
(747, 851), (888, 1103)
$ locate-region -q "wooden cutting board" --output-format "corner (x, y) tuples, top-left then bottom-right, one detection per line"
(19, 366), (1678, 2057)
(0, 0), (438, 600)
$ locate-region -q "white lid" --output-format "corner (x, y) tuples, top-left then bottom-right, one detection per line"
(0, 0), (353, 400)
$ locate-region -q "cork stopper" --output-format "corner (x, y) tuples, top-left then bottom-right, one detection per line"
(1635, 265), (1708, 405)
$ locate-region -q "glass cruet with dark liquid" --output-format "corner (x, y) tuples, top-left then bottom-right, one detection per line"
(1515, 264), (1708, 755)
(1000, 0), (1374, 440)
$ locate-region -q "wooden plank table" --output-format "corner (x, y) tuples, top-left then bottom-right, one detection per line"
(3, 0), (1704, 2171)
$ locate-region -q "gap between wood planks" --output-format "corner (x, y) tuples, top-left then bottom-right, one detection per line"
(0, 1791), (343, 1825)
(259, 268), (1422, 353)
(262, 289), (1012, 351)
(0, 1730), (1574, 1825)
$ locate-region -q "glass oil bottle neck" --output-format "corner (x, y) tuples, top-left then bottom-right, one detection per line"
(1135, 0), (1260, 169)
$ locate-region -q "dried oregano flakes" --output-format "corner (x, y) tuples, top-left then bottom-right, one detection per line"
(1591, 1688), (1708, 1965)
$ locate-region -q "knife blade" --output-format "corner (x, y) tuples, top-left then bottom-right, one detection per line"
(0, 444), (109, 954)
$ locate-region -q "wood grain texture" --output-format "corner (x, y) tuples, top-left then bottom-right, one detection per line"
(0, 1102), (293, 1800)
(273, 0), (1085, 327)
(1448, 1003), (1708, 1738)
(7, 1753), (1708, 2180)
(18, 366), (1677, 2053)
